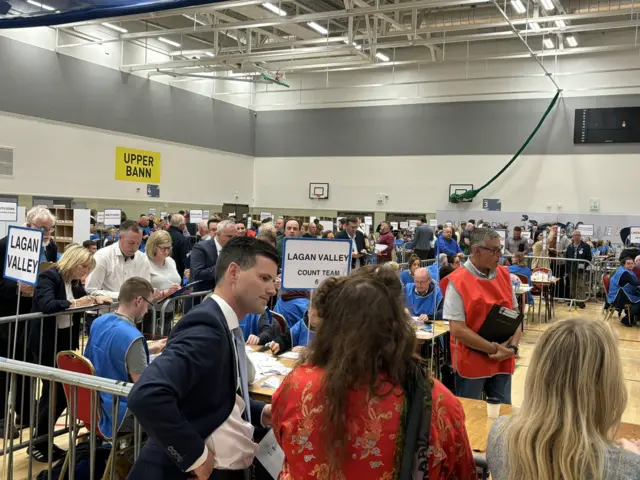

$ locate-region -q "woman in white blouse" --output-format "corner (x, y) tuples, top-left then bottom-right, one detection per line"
(146, 230), (181, 335)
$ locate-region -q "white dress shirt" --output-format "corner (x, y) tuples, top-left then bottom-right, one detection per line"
(188, 294), (259, 472)
(85, 243), (151, 300)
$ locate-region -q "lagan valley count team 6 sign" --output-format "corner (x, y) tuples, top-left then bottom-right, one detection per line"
(115, 147), (161, 183)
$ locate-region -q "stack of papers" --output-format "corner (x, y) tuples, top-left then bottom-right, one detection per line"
(246, 350), (292, 377)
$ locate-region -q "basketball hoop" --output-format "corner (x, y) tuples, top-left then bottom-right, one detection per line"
(313, 194), (322, 200)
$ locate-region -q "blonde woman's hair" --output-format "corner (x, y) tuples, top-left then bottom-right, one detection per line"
(57, 244), (95, 282)
(146, 230), (172, 260)
(504, 318), (627, 480)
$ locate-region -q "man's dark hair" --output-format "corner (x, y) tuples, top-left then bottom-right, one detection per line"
(437, 224), (443, 230)
(215, 236), (279, 283)
(207, 218), (220, 228)
(82, 240), (96, 249)
(140, 214), (147, 218)
(419, 217), (427, 223)
(621, 256), (634, 265)
(339, 218), (346, 225)
(468, 219), (476, 225)
(345, 215), (358, 225)
(179, 210), (186, 215)
(119, 220), (140, 234)
(261, 217), (273, 224)
(514, 226), (522, 233)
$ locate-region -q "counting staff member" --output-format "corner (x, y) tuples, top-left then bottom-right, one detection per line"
(441, 228), (521, 404)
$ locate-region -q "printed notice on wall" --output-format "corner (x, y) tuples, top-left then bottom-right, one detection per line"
(577, 224), (594, 237)
(97, 212), (105, 224)
(0, 201), (18, 222)
(630, 227), (640, 244)
(190, 210), (203, 223)
(281, 238), (352, 290)
(115, 147), (161, 184)
(3, 226), (44, 286)
(104, 209), (121, 226)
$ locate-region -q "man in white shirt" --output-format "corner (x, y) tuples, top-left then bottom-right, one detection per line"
(127, 237), (279, 480)
(85, 220), (152, 300)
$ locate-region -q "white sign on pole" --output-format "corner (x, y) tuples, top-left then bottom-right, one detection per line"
(160, 212), (167, 220)
(3, 226), (44, 286)
(260, 212), (272, 221)
(97, 212), (105, 224)
(281, 238), (352, 290)
(104, 209), (121, 226)
(364, 216), (373, 225)
(390, 222), (399, 231)
(400, 221), (409, 229)
(577, 224), (594, 237)
(429, 219), (437, 227)
(203, 210), (210, 219)
(247, 216), (252, 228)
(0, 201), (18, 222)
(319, 220), (334, 233)
(409, 220), (419, 228)
(630, 227), (640, 244)
(521, 231), (531, 240)
(148, 207), (156, 217)
(190, 210), (203, 223)
(495, 229), (507, 253)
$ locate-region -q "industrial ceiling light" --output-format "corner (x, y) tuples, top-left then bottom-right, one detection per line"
(539, 0), (554, 11)
(27, 0), (55, 11)
(554, 19), (566, 28)
(307, 21), (328, 35)
(102, 22), (128, 33)
(529, 21), (541, 31)
(511, 0), (526, 14)
(566, 35), (578, 47)
(262, 3), (287, 16)
(543, 37), (554, 49)
(376, 51), (390, 62)
(159, 37), (181, 48)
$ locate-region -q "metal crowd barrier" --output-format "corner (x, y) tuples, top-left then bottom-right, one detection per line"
(0, 356), (137, 480)
(154, 290), (211, 336)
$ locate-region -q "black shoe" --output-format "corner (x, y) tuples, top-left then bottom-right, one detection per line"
(578, 302), (586, 309)
(28, 443), (66, 463)
(621, 317), (633, 328)
(0, 420), (19, 439)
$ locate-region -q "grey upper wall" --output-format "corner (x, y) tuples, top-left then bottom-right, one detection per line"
(255, 94), (640, 157)
(0, 35), (255, 157)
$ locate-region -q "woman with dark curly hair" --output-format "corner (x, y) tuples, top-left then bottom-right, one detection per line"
(272, 270), (475, 479)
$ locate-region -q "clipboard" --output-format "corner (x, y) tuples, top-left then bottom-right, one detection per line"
(476, 304), (523, 345)
(167, 280), (204, 299)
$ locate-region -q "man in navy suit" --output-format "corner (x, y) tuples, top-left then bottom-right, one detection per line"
(190, 219), (237, 293)
(335, 215), (367, 269)
(127, 236), (278, 480)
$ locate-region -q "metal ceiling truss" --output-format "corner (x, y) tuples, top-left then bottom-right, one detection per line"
(50, 0), (640, 92)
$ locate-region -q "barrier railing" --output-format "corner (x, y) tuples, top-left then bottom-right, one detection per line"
(155, 290), (210, 336)
(0, 356), (136, 480)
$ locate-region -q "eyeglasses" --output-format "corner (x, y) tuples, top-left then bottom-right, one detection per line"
(477, 246), (502, 256)
(140, 296), (156, 307)
(157, 246), (172, 252)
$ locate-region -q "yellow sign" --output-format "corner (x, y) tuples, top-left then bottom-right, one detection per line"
(115, 147), (161, 184)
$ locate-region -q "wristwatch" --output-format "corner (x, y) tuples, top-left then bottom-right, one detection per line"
(507, 344), (519, 356)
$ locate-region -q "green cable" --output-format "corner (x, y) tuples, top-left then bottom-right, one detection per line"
(449, 89), (562, 204)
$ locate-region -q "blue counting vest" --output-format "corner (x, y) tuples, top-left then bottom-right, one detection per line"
(274, 297), (309, 329)
(404, 281), (443, 316)
(399, 269), (413, 286)
(290, 315), (314, 347)
(84, 313), (149, 438)
(608, 266), (640, 304)
(239, 309), (273, 339)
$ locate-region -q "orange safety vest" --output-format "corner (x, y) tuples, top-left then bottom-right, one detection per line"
(440, 265), (515, 379)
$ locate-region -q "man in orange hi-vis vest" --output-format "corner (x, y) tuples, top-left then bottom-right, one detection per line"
(440, 228), (521, 404)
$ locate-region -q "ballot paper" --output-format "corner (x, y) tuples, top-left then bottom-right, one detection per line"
(374, 244), (387, 253)
(261, 377), (282, 390)
(278, 351), (301, 360)
(246, 350), (292, 376)
(256, 429), (284, 479)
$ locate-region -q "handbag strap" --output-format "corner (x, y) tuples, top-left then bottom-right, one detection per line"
(398, 364), (431, 480)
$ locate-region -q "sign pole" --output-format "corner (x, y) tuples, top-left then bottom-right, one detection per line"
(3, 279), (21, 469)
